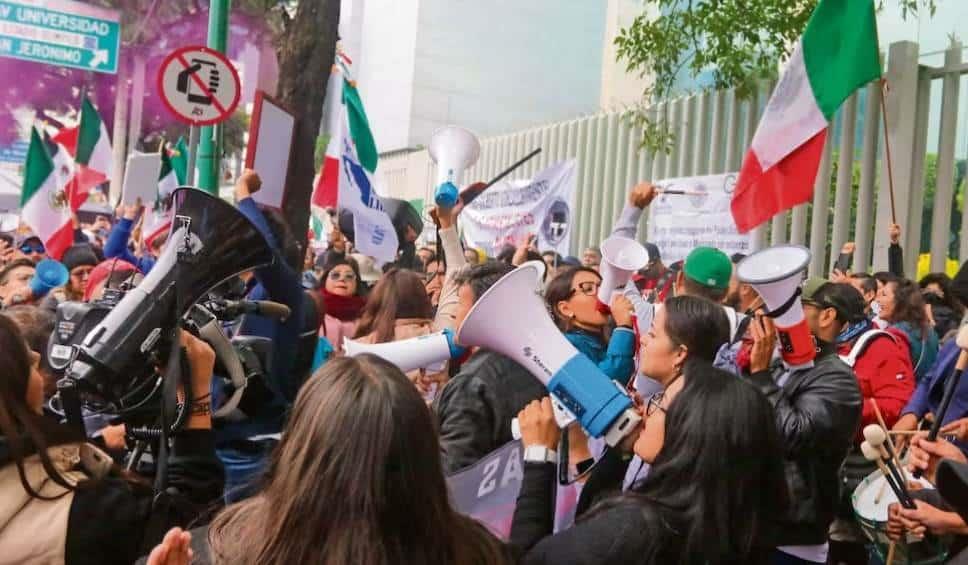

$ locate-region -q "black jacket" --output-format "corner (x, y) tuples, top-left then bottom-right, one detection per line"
(509, 462), (772, 564)
(745, 345), (862, 546)
(0, 430), (223, 565)
(434, 349), (546, 474)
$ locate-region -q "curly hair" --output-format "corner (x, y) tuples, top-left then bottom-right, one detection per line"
(888, 279), (930, 331)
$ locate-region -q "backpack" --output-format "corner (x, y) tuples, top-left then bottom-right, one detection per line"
(839, 329), (897, 368)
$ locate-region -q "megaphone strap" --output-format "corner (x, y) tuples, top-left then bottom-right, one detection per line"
(765, 287), (802, 321)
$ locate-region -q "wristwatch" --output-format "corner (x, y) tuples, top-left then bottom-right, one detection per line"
(523, 445), (558, 464)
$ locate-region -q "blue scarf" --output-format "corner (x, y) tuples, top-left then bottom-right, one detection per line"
(837, 318), (872, 345)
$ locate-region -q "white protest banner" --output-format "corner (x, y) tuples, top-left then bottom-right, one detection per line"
(461, 160), (576, 256)
(447, 439), (581, 540)
(647, 173), (750, 264)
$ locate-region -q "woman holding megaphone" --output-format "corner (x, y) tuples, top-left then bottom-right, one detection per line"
(509, 361), (787, 564)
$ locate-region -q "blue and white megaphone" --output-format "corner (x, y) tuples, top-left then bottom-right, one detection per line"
(343, 328), (466, 372)
(29, 259), (68, 298)
(457, 262), (641, 446)
(429, 126), (480, 208)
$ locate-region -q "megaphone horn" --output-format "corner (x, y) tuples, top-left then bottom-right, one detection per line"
(457, 263), (641, 446)
(597, 236), (650, 309)
(29, 259), (69, 298)
(736, 245), (815, 369)
(429, 126), (481, 208)
(343, 329), (465, 373)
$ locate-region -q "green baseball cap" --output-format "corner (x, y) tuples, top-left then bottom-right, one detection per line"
(683, 247), (732, 290)
(800, 277), (830, 306)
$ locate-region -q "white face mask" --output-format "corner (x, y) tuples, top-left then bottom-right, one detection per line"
(871, 300), (882, 316)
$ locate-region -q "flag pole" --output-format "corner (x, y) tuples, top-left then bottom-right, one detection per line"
(879, 78), (898, 225)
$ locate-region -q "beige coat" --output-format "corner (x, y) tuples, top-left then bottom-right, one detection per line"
(0, 443), (113, 565)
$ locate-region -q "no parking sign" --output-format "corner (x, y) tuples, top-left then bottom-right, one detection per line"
(157, 45), (241, 126)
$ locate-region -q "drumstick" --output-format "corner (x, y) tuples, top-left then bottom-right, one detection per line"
(886, 541), (896, 565)
(870, 400), (902, 468)
(888, 430), (923, 435)
(865, 423), (909, 484)
(861, 441), (915, 509)
(864, 425), (912, 494)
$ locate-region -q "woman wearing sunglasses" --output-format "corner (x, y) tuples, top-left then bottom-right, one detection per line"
(317, 258), (366, 356)
(509, 362), (787, 564)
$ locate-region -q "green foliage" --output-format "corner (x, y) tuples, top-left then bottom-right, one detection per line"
(618, 0), (939, 153)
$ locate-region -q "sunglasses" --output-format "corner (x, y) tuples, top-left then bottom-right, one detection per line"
(571, 281), (600, 296)
(20, 244), (45, 254)
(645, 391), (667, 417)
(328, 271), (357, 282)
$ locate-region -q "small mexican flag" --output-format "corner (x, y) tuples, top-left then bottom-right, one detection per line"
(170, 136), (190, 185)
(731, 0), (881, 233)
(62, 97), (112, 211)
(312, 64), (378, 210)
(158, 144), (180, 199)
(21, 128), (74, 260)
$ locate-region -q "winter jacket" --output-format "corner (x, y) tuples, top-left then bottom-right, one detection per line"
(103, 217), (157, 274)
(319, 314), (358, 355)
(434, 349), (546, 474)
(564, 328), (635, 385)
(0, 432), (222, 565)
(744, 345), (862, 546)
(902, 339), (968, 455)
(893, 321), (939, 383)
(837, 330), (915, 443)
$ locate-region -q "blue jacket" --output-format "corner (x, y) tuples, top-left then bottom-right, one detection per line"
(902, 340), (968, 452)
(103, 217), (157, 273)
(215, 198), (305, 443)
(564, 327), (636, 385)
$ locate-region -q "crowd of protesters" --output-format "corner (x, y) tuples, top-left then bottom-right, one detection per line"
(3, 172), (968, 565)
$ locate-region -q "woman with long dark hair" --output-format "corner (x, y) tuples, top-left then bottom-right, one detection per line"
(207, 355), (509, 565)
(353, 269), (446, 398)
(920, 272), (964, 341)
(0, 315), (223, 564)
(876, 278), (939, 381)
(544, 266), (636, 384)
(316, 257), (365, 356)
(509, 362), (787, 564)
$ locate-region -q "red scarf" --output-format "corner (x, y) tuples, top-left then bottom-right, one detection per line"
(322, 289), (365, 321)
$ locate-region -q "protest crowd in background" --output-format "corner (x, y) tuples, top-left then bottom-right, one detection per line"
(8, 2), (968, 565)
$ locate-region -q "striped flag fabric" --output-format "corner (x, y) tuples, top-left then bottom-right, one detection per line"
(21, 128), (74, 260)
(63, 97), (112, 211)
(730, 0), (881, 233)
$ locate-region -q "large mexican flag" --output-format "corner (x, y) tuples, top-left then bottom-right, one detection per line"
(731, 0), (882, 233)
(60, 97), (112, 211)
(21, 129), (74, 259)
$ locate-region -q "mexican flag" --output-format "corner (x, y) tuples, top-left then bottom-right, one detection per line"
(730, 0), (881, 233)
(312, 65), (378, 209)
(158, 144), (181, 199)
(145, 142), (189, 246)
(21, 128), (74, 260)
(170, 137), (189, 185)
(62, 97), (112, 211)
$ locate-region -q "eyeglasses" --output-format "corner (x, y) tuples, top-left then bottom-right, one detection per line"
(645, 391), (667, 417)
(20, 244), (44, 254)
(571, 281), (600, 296)
(328, 271), (357, 282)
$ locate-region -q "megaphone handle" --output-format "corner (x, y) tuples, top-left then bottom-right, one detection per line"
(510, 399), (578, 441)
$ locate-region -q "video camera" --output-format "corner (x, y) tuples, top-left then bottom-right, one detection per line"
(50, 188), (275, 433)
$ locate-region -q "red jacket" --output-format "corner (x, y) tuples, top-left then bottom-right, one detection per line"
(838, 329), (916, 443)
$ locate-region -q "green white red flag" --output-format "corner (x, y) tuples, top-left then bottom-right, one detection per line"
(20, 128), (74, 260)
(731, 0), (882, 233)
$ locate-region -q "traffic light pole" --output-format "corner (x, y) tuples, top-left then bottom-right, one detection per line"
(196, 0), (230, 194)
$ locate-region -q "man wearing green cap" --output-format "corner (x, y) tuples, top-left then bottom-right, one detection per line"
(674, 246), (744, 340)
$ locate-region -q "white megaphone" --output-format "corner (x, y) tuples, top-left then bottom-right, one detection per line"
(343, 328), (465, 373)
(597, 236), (650, 311)
(428, 126), (481, 208)
(457, 263), (641, 446)
(736, 245), (815, 369)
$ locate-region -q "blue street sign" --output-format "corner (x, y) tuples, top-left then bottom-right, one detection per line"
(0, 0), (121, 74)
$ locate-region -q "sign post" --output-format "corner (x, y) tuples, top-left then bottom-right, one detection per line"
(157, 45), (240, 191)
(198, 0), (231, 195)
(0, 0), (120, 73)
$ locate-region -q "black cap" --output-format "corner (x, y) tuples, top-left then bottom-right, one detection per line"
(644, 242), (661, 262)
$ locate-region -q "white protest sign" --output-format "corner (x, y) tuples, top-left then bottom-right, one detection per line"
(121, 152), (162, 206)
(461, 160), (577, 256)
(647, 173), (750, 264)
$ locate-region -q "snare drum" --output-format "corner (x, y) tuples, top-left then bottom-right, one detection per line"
(852, 470), (947, 564)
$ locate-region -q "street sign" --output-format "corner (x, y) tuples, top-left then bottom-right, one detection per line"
(158, 45), (241, 126)
(0, 0), (121, 74)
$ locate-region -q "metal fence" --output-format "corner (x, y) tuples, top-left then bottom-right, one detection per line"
(378, 39), (967, 278)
